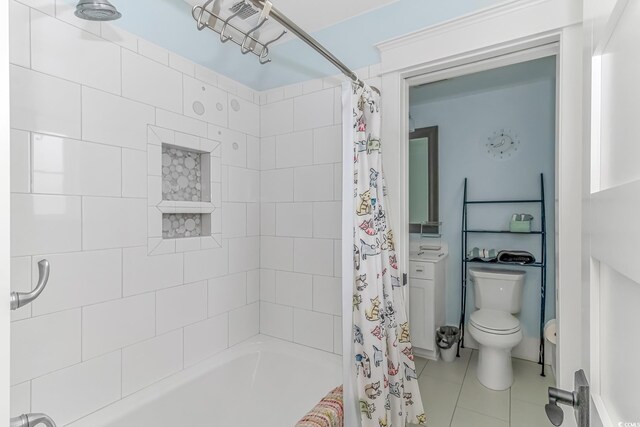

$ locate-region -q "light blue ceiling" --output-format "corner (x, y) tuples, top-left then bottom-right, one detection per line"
(108, 0), (507, 91)
(409, 57), (557, 107)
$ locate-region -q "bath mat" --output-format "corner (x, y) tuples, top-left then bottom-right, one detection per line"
(295, 385), (344, 427)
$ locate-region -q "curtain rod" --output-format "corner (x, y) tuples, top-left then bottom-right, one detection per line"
(247, 0), (378, 93)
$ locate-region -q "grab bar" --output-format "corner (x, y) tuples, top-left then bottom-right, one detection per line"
(10, 413), (57, 427)
(10, 259), (50, 311)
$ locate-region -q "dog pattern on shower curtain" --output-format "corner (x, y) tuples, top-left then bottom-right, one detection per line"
(350, 83), (426, 427)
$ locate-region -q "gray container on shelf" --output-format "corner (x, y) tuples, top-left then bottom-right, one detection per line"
(437, 326), (460, 362)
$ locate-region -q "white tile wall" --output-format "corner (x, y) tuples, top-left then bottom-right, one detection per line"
(260, 269), (276, 303)
(10, 65), (81, 138)
(276, 203), (313, 237)
(11, 194), (82, 257)
(261, 169), (294, 202)
(293, 308), (334, 352)
(260, 302), (293, 340)
(257, 78), (346, 355)
(122, 330), (183, 396)
(31, 249), (122, 316)
(122, 246), (183, 296)
(294, 164), (335, 202)
(183, 75), (228, 127)
(208, 272), (247, 316)
(31, 351), (121, 426)
(313, 125), (342, 164)
(228, 302), (259, 346)
(9, 1), (30, 68)
(9, 6), (355, 423)
(82, 86), (155, 151)
(222, 203), (247, 237)
(137, 39), (169, 65)
(10, 129), (30, 193)
(261, 236), (294, 271)
(11, 309), (81, 385)
(261, 99), (293, 137)
(31, 11), (121, 94)
(156, 281), (208, 334)
(121, 49), (183, 113)
(275, 271), (312, 309)
(122, 149), (148, 198)
(10, 381), (30, 418)
(228, 236), (260, 273)
(184, 247), (229, 283)
(312, 276), (341, 316)
(294, 238), (334, 276)
(228, 95), (260, 137)
(32, 133), (122, 197)
(82, 197), (147, 250)
(183, 314), (229, 367)
(294, 89), (334, 131)
(313, 201), (341, 239)
(82, 294), (155, 360)
(276, 131), (313, 168)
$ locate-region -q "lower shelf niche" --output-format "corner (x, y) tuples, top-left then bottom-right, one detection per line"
(162, 213), (211, 239)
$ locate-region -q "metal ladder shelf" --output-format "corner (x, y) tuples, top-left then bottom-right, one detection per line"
(458, 173), (547, 376)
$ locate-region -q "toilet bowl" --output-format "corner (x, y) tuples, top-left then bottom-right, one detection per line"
(467, 267), (526, 391)
(468, 309), (522, 390)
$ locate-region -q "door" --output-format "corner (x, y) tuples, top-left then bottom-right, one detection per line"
(584, 0), (640, 425)
(1, 1), (11, 425)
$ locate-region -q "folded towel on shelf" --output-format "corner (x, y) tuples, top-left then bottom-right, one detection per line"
(467, 247), (498, 262)
(295, 385), (343, 427)
(497, 250), (536, 265)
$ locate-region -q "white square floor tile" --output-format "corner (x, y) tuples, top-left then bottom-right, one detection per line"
(511, 398), (552, 427)
(414, 373), (462, 427)
(457, 352), (510, 421)
(421, 347), (472, 384)
(450, 407), (509, 427)
(511, 358), (555, 405)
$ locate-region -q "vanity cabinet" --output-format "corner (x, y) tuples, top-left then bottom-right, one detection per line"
(408, 255), (447, 360)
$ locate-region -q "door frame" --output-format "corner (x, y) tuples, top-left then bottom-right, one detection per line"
(377, 0), (584, 395)
(1, 0), (11, 425)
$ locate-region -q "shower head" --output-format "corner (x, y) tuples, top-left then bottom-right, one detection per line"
(75, 0), (122, 21)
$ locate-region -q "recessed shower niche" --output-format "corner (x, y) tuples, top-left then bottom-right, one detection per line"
(147, 125), (221, 255)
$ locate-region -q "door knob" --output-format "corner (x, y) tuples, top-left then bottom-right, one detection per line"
(545, 369), (589, 426)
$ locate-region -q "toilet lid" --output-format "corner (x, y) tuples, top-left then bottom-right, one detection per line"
(470, 310), (521, 334)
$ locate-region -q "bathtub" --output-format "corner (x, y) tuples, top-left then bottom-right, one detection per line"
(68, 335), (342, 427)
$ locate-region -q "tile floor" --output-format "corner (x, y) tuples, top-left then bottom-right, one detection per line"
(408, 348), (555, 427)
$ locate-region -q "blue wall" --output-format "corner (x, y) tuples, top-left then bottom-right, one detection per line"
(102, 0), (505, 90)
(409, 57), (557, 339)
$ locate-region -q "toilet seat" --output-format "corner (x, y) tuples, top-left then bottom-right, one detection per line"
(470, 309), (521, 335)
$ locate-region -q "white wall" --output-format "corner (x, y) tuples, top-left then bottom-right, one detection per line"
(409, 59), (556, 361)
(8, 1), (260, 424)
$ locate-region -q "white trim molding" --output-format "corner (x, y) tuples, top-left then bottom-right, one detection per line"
(376, 0), (582, 74)
(377, 0), (583, 392)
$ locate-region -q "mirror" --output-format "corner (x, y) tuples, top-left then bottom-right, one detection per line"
(408, 126), (439, 234)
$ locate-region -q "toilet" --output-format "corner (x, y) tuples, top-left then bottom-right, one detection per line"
(467, 267), (526, 390)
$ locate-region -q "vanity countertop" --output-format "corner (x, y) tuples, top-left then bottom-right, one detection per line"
(409, 250), (448, 262)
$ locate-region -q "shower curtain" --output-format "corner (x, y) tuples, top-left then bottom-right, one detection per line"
(347, 83), (426, 427)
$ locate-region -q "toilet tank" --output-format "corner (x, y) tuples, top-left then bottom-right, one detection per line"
(469, 267), (526, 313)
